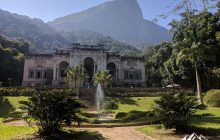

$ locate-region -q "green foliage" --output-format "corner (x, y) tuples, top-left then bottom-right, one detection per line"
(0, 96), (28, 119)
(213, 68), (220, 78)
(0, 35), (29, 86)
(153, 93), (199, 131)
(66, 66), (84, 88)
(143, 10), (220, 90)
(217, 1), (220, 15)
(143, 42), (173, 87)
(89, 118), (102, 124)
(205, 90), (220, 107)
(116, 111), (150, 123)
(0, 96), (14, 118)
(94, 71), (112, 87)
(0, 87), (36, 96)
(104, 99), (119, 110)
(20, 91), (85, 136)
(105, 88), (194, 97)
(0, 87), (79, 96)
(170, 11), (220, 89)
(115, 112), (127, 119)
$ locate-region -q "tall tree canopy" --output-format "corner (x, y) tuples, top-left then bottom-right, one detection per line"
(0, 35), (29, 86)
(170, 11), (220, 104)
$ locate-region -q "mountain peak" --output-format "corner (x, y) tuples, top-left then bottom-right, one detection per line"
(49, 0), (171, 45)
(108, 0), (143, 19)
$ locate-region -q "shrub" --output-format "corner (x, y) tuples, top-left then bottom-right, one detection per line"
(153, 93), (198, 131)
(115, 111), (150, 122)
(104, 88), (194, 97)
(115, 112), (127, 119)
(205, 90), (220, 107)
(89, 118), (101, 124)
(0, 87), (79, 97)
(0, 87), (37, 96)
(104, 100), (119, 110)
(20, 91), (85, 136)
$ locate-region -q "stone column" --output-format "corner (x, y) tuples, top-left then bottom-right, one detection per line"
(53, 63), (56, 80)
(102, 55), (107, 70)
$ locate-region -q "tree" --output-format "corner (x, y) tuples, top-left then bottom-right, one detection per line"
(153, 92), (198, 131)
(66, 66), (84, 88)
(20, 91), (85, 136)
(94, 71), (112, 88)
(143, 43), (173, 87)
(170, 11), (220, 104)
(216, 0), (220, 14)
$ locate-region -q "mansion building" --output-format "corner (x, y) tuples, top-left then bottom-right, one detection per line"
(22, 44), (145, 87)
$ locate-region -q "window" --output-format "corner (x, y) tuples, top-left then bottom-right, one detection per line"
(124, 70), (142, 80)
(36, 83), (42, 87)
(134, 71), (142, 80)
(29, 70), (35, 78)
(36, 70), (42, 79)
(43, 70), (47, 78)
(60, 69), (67, 77)
(124, 71), (129, 80)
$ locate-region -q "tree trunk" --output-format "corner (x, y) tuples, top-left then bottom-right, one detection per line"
(195, 64), (203, 104)
(75, 80), (77, 89)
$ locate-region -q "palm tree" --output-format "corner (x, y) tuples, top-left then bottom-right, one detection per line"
(94, 71), (112, 88)
(66, 66), (84, 89)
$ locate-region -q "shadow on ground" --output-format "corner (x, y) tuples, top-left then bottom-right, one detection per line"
(114, 97), (138, 106)
(0, 96), (23, 119)
(26, 130), (106, 140)
(191, 117), (220, 136)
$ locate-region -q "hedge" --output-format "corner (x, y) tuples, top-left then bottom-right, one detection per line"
(205, 89), (220, 107)
(104, 87), (194, 97)
(0, 87), (79, 96)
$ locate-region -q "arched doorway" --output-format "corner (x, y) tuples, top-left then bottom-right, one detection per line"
(107, 62), (116, 81)
(59, 61), (69, 87)
(84, 57), (94, 86)
(59, 61), (69, 78)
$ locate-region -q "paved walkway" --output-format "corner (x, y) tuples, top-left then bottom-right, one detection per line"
(5, 120), (155, 140)
(80, 126), (154, 140)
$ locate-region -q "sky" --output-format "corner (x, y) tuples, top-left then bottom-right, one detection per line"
(0, 0), (199, 29)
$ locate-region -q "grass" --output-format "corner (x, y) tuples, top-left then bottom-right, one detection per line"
(1, 95), (220, 139)
(0, 96), (35, 140)
(0, 96), (29, 119)
(136, 98), (220, 139)
(0, 119), (36, 140)
(113, 97), (159, 112)
(4, 96), (29, 109)
(192, 107), (220, 129)
(137, 107), (220, 139)
(106, 97), (159, 123)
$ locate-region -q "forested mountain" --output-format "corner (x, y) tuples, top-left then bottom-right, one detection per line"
(0, 9), (140, 54)
(0, 0), (171, 52)
(0, 35), (29, 86)
(48, 0), (171, 46)
(0, 9), (69, 52)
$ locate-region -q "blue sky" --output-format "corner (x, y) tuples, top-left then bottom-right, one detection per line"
(0, 0), (193, 29)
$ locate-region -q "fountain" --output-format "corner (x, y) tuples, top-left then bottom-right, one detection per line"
(96, 83), (104, 113)
(95, 83), (115, 122)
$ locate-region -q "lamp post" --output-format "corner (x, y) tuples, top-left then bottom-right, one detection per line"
(85, 73), (90, 88)
(8, 78), (12, 87)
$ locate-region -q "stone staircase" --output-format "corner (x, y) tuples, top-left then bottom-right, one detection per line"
(79, 88), (97, 111)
